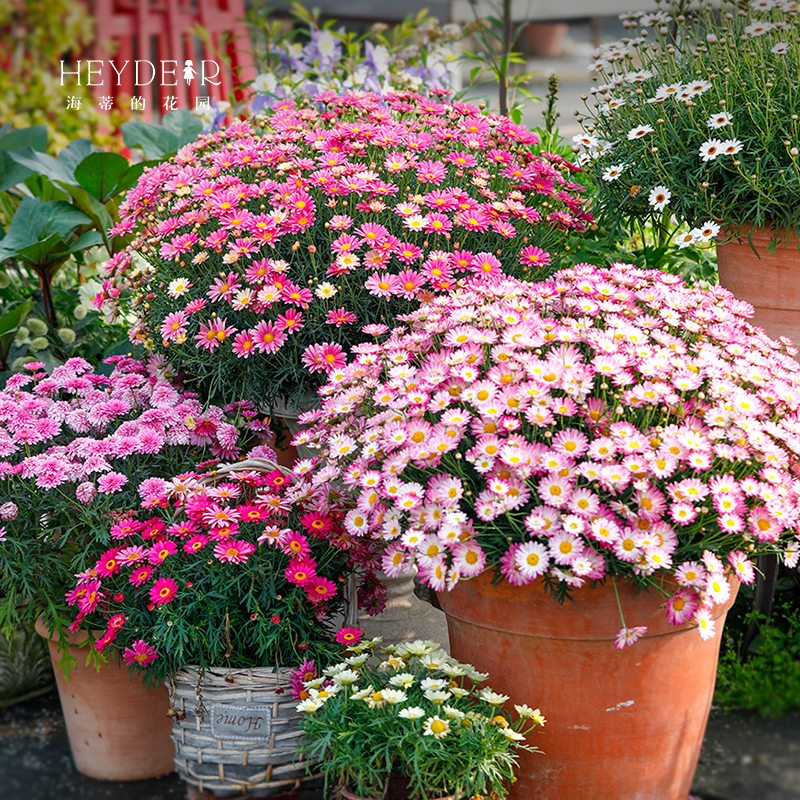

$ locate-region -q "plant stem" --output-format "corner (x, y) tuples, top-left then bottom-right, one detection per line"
(35, 266), (57, 329)
(500, 0), (512, 117)
(611, 576), (627, 630)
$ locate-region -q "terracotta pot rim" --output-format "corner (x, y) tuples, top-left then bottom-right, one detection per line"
(340, 786), (454, 800)
(436, 571), (737, 642)
(717, 223), (799, 247)
(34, 613), (103, 647)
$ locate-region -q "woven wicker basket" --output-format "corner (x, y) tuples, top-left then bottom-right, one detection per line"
(170, 665), (314, 797)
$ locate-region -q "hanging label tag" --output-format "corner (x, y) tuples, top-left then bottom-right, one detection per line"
(209, 703), (273, 740)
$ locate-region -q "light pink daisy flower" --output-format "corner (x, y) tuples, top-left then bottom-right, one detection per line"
(615, 626), (648, 649)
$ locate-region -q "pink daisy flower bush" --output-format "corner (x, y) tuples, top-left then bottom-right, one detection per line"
(0, 356), (248, 671)
(95, 91), (591, 408)
(296, 263), (800, 647)
(65, 461), (384, 683)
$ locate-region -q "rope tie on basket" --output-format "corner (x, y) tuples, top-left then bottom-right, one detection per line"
(223, 613), (234, 683)
(166, 673), (186, 722)
(195, 668), (207, 722)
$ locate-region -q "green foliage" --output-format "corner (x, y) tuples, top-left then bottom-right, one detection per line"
(0, 300), (33, 371)
(0, 0), (104, 151)
(716, 602), (800, 717)
(579, 0), (800, 241)
(0, 125), (164, 374)
(122, 110), (204, 160)
(456, 0), (539, 122)
(563, 213), (720, 284)
(298, 640), (543, 800)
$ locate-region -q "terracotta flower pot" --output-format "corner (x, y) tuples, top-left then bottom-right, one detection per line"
(716, 227), (800, 346)
(437, 573), (738, 800)
(35, 616), (174, 780)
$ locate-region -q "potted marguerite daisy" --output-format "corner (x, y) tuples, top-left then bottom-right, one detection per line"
(576, 0), (800, 346)
(67, 454), (386, 797)
(95, 90), (591, 412)
(295, 636), (544, 800)
(293, 263), (800, 800)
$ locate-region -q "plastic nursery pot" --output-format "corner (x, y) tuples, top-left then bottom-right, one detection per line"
(716, 226), (800, 347)
(437, 572), (738, 800)
(340, 781), (454, 800)
(34, 615), (174, 781)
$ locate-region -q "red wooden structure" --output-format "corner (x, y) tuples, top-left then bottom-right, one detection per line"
(86, 0), (255, 121)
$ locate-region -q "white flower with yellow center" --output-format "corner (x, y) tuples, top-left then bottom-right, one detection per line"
(479, 688), (510, 705)
(500, 728), (527, 742)
(382, 688), (408, 705)
(398, 706), (425, 720)
(424, 689), (452, 704)
(296, 698), (325, 713)
(344, 653), (369, 667)
(333, 669), (360, 686)
(467, 668), (490, 682)
(366, 690), (386, 709)
(167, 278), (192, 297)
(379, 656), (406, 671)
(420, 677), (448, 692)
(423, 716), (451, 739)
(351, 686), (373, 700)
(450, 686), (470, 698)
(314, 282), (338, 299)
(443, 705), (465, 720)
(440, 662), (467, 678)
(397, 640), (437, 657)
(389, 672), (416, 689)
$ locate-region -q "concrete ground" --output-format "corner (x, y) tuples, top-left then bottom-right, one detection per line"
(2, 689), (800, 800)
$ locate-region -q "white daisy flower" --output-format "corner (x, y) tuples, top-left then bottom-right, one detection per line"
(602, 163), (628, 182)
(677, 230), (698, 249)
(167, 278), (193, 297)
(744, 20), (774, 36)
(599, 98), (626, 114)
(751, 0), (777, 9)
(624, 69), (653, 83)
(627, 124), (654, 140)
(651, 83), (683, 102)
(422, 715), (451, 739)
(707, 111), (732, 129)
(398, 706), (425, 720)
(381, 688), (408, 705)
(721, 139), (743, 156)
(500, 728), (527, 741)
(332, 669), (360, 686)
(314, 281), (338, 299)
(686, 80), (712, 97)
(648, 185), (672, 211)
(572, 133), (599, 149)
(479, 688), (510, 705)
(695, 220), (721, 242)
(699, 139), (724, 162)
(424, 689), (452, 704)
(771, 42), (789, 54)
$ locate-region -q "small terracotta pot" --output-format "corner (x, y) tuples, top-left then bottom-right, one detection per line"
(340, 782), (454, 800)
(35, 616), (174, 780)
(716, 226), (800, 346)
(437, 573), (738, 800)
